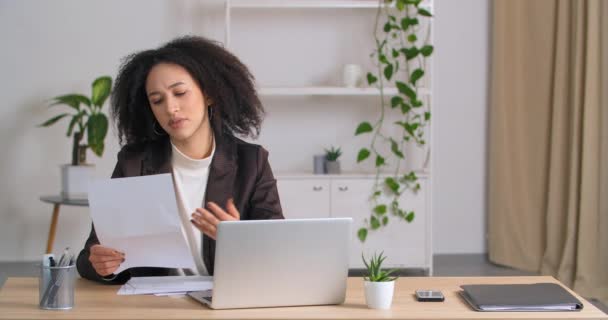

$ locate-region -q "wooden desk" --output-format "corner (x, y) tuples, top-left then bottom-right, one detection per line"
(0, 276), (605, 319)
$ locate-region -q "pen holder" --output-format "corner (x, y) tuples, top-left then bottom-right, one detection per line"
(39, 264), (76, 310)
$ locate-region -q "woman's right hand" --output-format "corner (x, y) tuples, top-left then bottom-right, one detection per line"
(89, 244), (125, 277)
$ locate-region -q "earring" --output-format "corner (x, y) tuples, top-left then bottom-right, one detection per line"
(153, 121), (166, 136)
(208, 105), (215, 120)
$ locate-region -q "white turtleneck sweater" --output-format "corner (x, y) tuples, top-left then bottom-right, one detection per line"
(170, 139), (215, 276)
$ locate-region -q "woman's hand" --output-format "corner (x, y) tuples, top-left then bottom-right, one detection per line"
(191, 198), (240, 240)
(89, 245), (125, 277)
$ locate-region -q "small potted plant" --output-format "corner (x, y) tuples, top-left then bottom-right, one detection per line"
(324, 146), (342, 174)
(39, 76), (112, 200)
(362, 252), (398, 309)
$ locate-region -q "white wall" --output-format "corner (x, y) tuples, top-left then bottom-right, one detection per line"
(0, 0), (489, 261)
(432, 0), (490, 254)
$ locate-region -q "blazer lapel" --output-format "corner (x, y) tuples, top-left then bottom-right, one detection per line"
(202, 133), (237, 275)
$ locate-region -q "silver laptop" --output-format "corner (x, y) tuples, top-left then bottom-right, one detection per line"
(188, 218), (352, 309)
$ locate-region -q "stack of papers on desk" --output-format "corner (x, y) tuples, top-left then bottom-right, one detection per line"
(118, 276), (213, 295)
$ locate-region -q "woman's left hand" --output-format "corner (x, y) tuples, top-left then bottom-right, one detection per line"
(191, 198), (240, 240)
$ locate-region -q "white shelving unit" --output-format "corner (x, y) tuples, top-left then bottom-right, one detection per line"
(224, 0), (434, 275)
(258, 87), (430, 97)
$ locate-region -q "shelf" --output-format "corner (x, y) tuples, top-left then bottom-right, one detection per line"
(229, 0), (387, 9)
(276, 171), (430, 179)
(258, 86), (430, 96)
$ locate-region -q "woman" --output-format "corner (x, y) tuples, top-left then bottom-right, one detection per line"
(76, 36), (284, 284)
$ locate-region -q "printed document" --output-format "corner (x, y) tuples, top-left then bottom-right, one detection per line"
(88, 174), (196, 274)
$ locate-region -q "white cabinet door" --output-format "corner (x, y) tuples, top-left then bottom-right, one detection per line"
(331, 178), (428, 269)
(277, 179), (330, 219)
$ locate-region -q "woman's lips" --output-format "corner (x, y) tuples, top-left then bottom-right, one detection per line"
(169, 118), (186, 129)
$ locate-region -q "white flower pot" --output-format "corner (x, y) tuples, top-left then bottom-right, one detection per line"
(61, 164), (94, 200)
(364, 280), (395, 309)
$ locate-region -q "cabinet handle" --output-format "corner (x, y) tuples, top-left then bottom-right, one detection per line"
(338, 186), (349, 192)
(313, 186), (323, 191)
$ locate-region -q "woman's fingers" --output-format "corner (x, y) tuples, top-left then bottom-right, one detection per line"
(89, 254), (124, 264)
(91, 244), (124, 257)
(226, 198), (240, 220)
(190, 213), (217, 240)
(205, 202), (234, 221)
(90, 244), (125, 276)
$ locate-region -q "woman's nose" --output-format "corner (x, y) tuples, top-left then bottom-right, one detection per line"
(165, 97), (179, 114)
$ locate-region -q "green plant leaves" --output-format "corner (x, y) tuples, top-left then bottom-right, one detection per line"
(390, 139), (404, 158)
(391, 96), (403, 109)
(51, 94), (91, 110)
(384, 64), (394, 80)
(410, 68), (424, 86)
(362, 252), (398, 282)
(385, 177), (400, 194)
(401, 47), (419, 60)
(367, 72), (378, 85)
(374, 204), (387, 215)
(91, 76), (112, 107)
(418, 8), (433, 17)
(420, 45), (434, 57)
(375, 155), (385, 167)
(396, 81), (417, 100)
(408, 34), (417, 43)
(358, 228), (368, 242)
(382, 216), (389, 226)
(425, 111), (431, 121)
(370, 216), (381, 229)
(355, 122), (373, 135)
(405, 211), (415, 222)
(39, 113), (69, 127)
(87, 113), (108, 157)
(357, 148), (371, 163)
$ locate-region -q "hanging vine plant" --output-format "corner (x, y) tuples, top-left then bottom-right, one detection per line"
(355, 0), (433, 242)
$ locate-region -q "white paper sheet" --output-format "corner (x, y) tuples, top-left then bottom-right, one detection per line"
(117, 276), (213, 295)
(88, 174), (196, 274)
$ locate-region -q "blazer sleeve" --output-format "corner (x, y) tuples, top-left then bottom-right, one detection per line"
(76, 153), (132, 285)
(248, 147), (284, 220)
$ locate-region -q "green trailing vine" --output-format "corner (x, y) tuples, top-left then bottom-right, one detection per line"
(355, 0), (433, 242)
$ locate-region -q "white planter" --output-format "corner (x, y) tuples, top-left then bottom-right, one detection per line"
(364, 280), (395, 309)
(61, 164), (94, 200)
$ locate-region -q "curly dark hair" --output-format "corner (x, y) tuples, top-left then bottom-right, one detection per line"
(110, 35), (264, 146)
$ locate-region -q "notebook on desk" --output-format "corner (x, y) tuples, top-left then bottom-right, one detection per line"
(459, 283), (584, 312)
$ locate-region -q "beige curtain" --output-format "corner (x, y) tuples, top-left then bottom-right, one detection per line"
(488, 0), (608, 305)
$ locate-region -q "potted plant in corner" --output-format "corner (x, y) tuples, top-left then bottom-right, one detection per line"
(362, 251), (398, 309)
(39, 76), (112, 200)
(325, 146), (342, 174)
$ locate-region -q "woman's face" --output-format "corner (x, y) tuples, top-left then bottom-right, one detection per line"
(145, 63), (210, 142)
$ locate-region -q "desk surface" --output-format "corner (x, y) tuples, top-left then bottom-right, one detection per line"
(0, 276), (605, 320)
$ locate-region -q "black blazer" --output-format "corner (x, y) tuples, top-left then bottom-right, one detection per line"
(76, 132), (284, 284)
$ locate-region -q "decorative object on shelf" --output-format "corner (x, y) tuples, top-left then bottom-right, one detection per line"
(324, 146), (342, 174)
(354, 0), (433, 242)
(313, 154), (327, 174)
(342, 63), (363, 87)
(362, 251), (398, 309)
(39, 76), (113, 200)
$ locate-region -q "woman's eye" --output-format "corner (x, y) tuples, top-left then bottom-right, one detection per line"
(152, 99), (162, 105)
(175, 91), (186, 96)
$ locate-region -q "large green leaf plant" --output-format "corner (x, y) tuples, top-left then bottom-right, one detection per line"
(40, 76), (112, 165)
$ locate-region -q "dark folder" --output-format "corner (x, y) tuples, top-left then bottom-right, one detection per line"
(459, 283), (584, 312)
